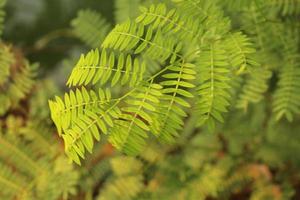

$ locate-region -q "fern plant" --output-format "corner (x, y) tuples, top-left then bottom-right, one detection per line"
(0, 0), (300, 199)
(49, 0), (300, 165)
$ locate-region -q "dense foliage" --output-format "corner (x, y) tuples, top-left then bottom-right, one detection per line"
(1, 0), (300, 199)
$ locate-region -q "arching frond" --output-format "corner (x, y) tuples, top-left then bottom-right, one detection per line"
(49, 87), (113, 135)
(71, 9), (111, 48)
(241, 3), (285, 60)
(115, 0), (142, 23)
(136, 3), (203, 41)
(109, 83), (162, 155)
(0, 44), (13, 85)
(154, 61), (195, 143)
(265, 0), (300, 16)
(19, 122), (57, 157)
(110, 156), (143, 176)
(196, 41), (231, 130)
(7, 61), (38, 102)
(102, 21), (182, 63)
(49, 87), (121, 164)
(0, 46), (37, 116)
(273, 38), (300, 122)
(172, 0), (231, 37)
(236, 68), (272, 110)
(0, 163), (31, 200)
(98, 176), (143, 200)
(224, 32), (259, 74)
(220, 0), (256, 11)
(67, 48), (146, 87)
(182, 164), (226, 199)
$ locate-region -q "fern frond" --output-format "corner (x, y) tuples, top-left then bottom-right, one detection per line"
(49, 87), (121, 164)
(196, 41), (231, 130)
(265, 0), (300, 16)
(154, 61), (195, 143)
(110, 156), (143, 176)
(0, 47), (37, 115)
(0, 0), (6, 37)
(7, 61), (38, 101)
(273, 41), (300, 122)
(19, 121), (57, 157)
(71, 9), (111, 48)
(102, 21), (182, 63)
(109, 83), (162, 155)
(224, 32), (259, 74)
(241, 3), (285, 59)
(172, 0), (219, 21)
(115, 0), (142, 23)
(37, 157), (79, 200)
(0, 44), (13, 85)
(220, 0), (255, 11)
(0, 136), (44, 175)
(0, 163), (30, 199)
(220, 166), (252, 198)
(172, 0), (230, 37)
(49, 87), (110, 135)
(79, 153), (111, 192)
(67, 48), (146, 87)
(236, 68), (272, 110)
(98, 176), (144, 200)
(49, 2), (267, 162)
(136, 3), (203, 41)
(171, 163), (227, 200)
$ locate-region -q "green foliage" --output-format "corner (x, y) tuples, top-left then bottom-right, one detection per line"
(1, 0), (300, 199)
(196, 41), (231, 130)
(49, 86), (120, 164)
(49, 0), (300, 167)
(108, 83), (162, 154)
(237, 68), (272, 110)
(266, 0), (300, 16)
(71, 9), (111, 48)
(66, 49), (146, 87)
(223, 32), (258, 73)
(114, 0), (142, 23)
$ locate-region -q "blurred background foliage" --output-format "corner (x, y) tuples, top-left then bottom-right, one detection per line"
(4, 0), (113, 76)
